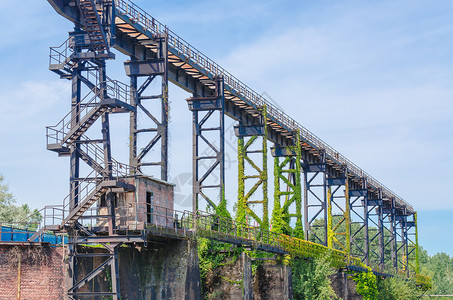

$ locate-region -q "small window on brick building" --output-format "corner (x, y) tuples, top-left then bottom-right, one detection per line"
(146, 192), (153, 224)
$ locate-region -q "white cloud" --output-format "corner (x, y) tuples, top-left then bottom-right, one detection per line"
(0, 80), (69, 129)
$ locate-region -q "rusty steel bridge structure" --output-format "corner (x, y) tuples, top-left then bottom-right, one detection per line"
(23, 0), (427, 298)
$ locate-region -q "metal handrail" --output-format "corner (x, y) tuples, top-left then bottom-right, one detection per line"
(46, 88), (99, 145)
(46, 78), (131, 146)
(99, 202), (363, 267)
(115, 0), (413, 212)
(49, 38), (73, 66)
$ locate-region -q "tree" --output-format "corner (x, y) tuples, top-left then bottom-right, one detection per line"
(420, 249), (453, 296)
(0, 174), (42, 228)
(376, 275), (422, 300)
(292, 253), (339, 300)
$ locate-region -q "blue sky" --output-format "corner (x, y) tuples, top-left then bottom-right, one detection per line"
(0, 0), (452, 256)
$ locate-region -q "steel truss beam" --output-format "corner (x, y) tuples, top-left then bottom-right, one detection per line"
(271, 133), (303, 238)
(187, 76), (225, 211)
(126, 35), (169, 180)
(303, 150), (327, 245)
(235, 106), (269, 229)
(326, 167), (350, 255)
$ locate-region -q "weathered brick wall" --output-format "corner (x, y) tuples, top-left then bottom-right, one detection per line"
(0, 245), (66, 300)
(118, 175), (175, 228)
(100, 175), (175, 229)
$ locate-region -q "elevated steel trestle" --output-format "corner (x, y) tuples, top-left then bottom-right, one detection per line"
(41, 0), (424, 297)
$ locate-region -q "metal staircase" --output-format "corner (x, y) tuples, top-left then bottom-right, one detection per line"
(45, 1), (131, 298)
(46, 79), (133, 155)
(77, 0), (109, 53)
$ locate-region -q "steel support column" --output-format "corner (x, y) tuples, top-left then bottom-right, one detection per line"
(395, 209), (409, 275)
(125, 35), (169, 180)
(303, 150), (327, 245)
(349, 178), (369, 263)
(271, 133), (303, 238)
(187, 76), (225, 212)
(376, 189), (385, 270)
(382, 197), (398, 270)
(235, 106), (269, 229)
(69, 67), (82, 210)
(414, 213), (420, 274)
(326, 167), (350, 255)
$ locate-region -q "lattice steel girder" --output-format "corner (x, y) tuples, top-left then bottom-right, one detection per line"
(413, 213), (420, 274)
(326, 167), (351, 255)
(187, 76), (225, 211)
(382, 197), (398, 269)
(126, 35), (169, 180)
(303, 150), (328, 245)
(270, 133), (303, 238)
(394, 208), (413, 276)
(404, 213), (420, 276)
(349, 178), (369, 264)
(68, 239), (121, 299)
(359, 187), (384, 269)
(235, 106), (269, 230)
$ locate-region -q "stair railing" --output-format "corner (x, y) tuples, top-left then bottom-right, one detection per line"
(46, 89), (100, 146)
(104, 79), (131, 105)
(49, 37), (73, 67)
(61, 168), (103, 222)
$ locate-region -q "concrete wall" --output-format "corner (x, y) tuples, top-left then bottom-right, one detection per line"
(118, 239), (201, 300)
(330, 271), (362, 300)
(204, 255), (292, 300)
(204, 255), (244, 299)
(254, 262), (292, 300)
(0, 245), (66, 300)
